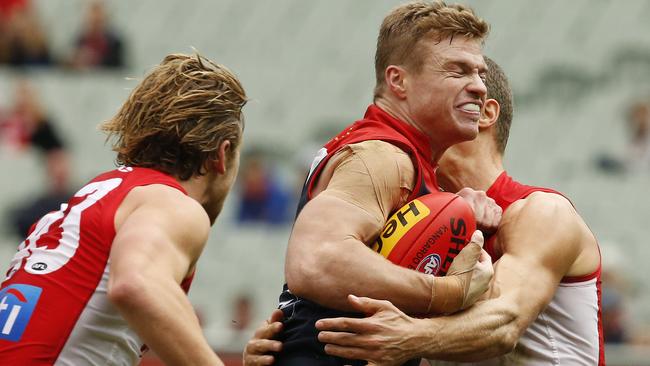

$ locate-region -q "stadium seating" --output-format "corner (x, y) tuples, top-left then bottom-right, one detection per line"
(1, 1), (649, 362)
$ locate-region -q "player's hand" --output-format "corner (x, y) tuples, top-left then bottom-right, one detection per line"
(447, 230), (493, 309)
(242, 309), (284, 366)
(316, 295), (422, 366)
(456, 187), (502, 234)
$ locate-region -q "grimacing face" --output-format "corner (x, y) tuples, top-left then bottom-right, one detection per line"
(403, 36), (487, 149)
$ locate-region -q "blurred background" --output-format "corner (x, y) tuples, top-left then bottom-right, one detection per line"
(1, 0), (649, 365)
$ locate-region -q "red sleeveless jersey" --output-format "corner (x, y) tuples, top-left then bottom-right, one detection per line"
(484, 171), (567, 261)
(0, 167), (194, 365)
(482, 171), (604, 366)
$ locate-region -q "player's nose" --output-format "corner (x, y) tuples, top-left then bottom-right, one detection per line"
(466, 73), (487, 99)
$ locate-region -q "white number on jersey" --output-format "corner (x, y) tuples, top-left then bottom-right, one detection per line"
(4, 178), (123, 281)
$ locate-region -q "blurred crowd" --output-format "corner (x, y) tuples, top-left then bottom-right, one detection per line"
(0, 0), (124, 69)
(597, 99), (650, 175)
(0, 79), (70, 237)
(0, 0), (649, 361)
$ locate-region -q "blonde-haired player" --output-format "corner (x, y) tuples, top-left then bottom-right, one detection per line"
(0, 53), (246, 365)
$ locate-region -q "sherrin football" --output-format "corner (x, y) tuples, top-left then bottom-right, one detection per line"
(371, 192), (476, 276)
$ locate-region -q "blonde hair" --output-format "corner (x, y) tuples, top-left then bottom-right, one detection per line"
(374, 1), (489, 98)
(101, 53), (247, 180)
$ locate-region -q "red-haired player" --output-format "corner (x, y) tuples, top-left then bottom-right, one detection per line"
(316, 57), (604, 366)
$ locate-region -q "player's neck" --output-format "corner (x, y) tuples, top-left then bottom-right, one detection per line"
(374, 98), (449, 161)
(178, 177), (210, 206)
(438, 143), (504, 193)
(179, 174), (228, 225)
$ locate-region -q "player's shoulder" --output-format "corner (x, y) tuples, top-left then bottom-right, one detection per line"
(344, 140), (414, 172)
(348, 139), (411, 157)
(507, 191), (573, 216)
(496, 191), (587, 262)
(123, 184), (210, 240)
(504, 191), (580, 234)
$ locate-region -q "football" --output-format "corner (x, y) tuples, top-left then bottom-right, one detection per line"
(371, 192), (476, 276)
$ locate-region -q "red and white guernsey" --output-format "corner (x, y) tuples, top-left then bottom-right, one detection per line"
(0, 167), (194, 366)
(478, 172), (604, 365)
(430, 172), (604, 366)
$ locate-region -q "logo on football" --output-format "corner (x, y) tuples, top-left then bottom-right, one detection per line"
(416, 253), (441, 275)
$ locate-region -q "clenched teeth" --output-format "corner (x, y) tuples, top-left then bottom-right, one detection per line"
(460, 103), (480, 112)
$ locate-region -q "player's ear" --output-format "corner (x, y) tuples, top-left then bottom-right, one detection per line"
(213, 140), (232, 175)
(479, 98), (499, 129)
(385, 65), (408, 99)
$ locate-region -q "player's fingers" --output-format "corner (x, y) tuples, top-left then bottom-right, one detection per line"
(469, 230), (484, 248)
(318, 331), (377, 348)
(243, 354), (275, 366)
(324, 344), (376, 362)
(316, 316), (369, 333)
(456, 234), (483, 262)
(267, 309), (284, 324)
(253, 319), (282, 339)
(448, 232), (483, 276)
(493, 201), (502, 219)
(347, 294), (394, 315)
(246, 339), (283, 354)
(490, 202), (502, 228)
(479, 248), (491, 263)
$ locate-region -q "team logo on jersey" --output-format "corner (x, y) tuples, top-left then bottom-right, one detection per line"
(0, 284), (42, 342)
(31, 262), (47, 271)
(416, 253), (441, 276)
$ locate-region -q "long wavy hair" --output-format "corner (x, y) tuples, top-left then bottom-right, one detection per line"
(101, 53), (247, 180)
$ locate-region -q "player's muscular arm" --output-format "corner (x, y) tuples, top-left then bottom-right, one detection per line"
(316, 193), (588, 364)
(287, 192), (434, 313)
(108, 185), (222, 366)
(286, 142), (430, 313)
(285, 141), (483, 314)
(419, 193), (586, 361)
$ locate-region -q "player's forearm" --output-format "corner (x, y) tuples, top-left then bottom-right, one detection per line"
(287, 237), (433, 313)
(418, 298), (523, 361)
(109, 278), (223, 366)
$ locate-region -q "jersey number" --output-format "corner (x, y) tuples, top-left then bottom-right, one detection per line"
(4, 179), (123, 280)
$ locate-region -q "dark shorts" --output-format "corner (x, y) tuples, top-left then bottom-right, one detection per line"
(275, 285), (420, 366)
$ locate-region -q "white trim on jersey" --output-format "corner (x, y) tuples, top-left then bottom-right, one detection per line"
(428, 277), (600, 366)
(55, 262), (142, 366)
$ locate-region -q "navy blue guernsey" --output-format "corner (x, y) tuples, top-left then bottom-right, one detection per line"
(274, 105), (438, 366)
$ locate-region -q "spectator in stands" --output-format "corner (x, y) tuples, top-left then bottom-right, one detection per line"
(0, 79), (64, 153)
(236, 151), (292, 226)
(599, 243), (632, 344)
(0, 0), (52, 67)
(1, 79), (71, 237)
(625, 100), (650, 172)
(68, 0), (124, 69)
(595, 99), (650, 174)
(601, 284), (627, 344)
